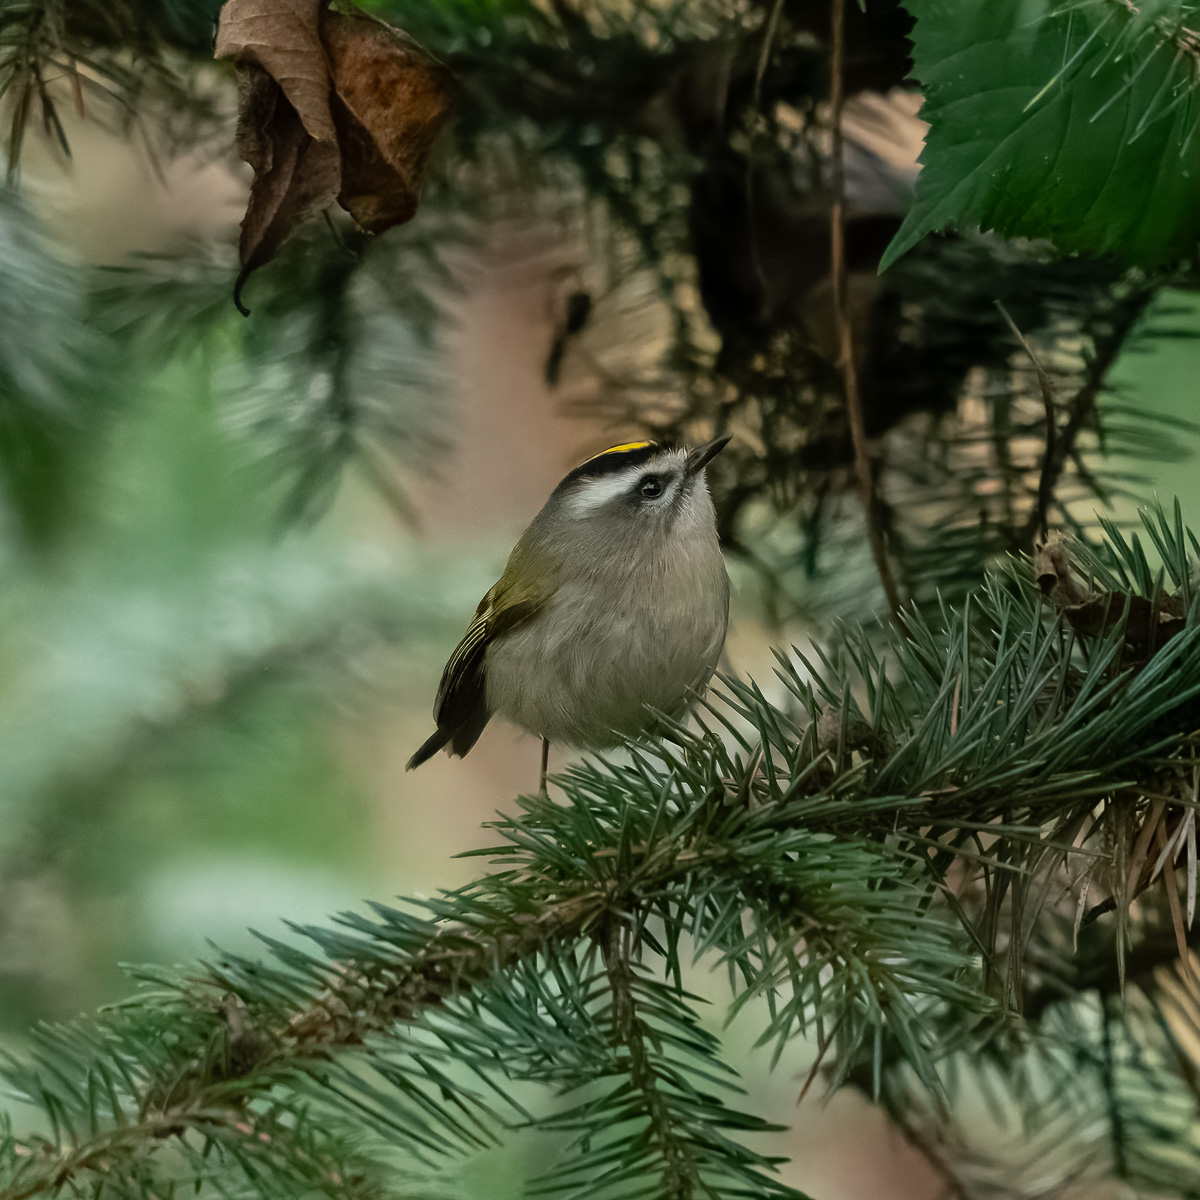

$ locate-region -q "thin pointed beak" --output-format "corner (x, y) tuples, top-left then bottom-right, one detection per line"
(685, 435), (731, 477)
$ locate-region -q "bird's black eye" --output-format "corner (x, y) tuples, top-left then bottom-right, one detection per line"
(639, 475), (663, 499)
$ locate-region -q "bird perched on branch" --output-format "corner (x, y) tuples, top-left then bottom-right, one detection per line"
(407, 438), (731, 792)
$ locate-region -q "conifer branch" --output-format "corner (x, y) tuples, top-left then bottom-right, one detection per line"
(3, 1113), (268, 1200)
(0, 782), (955, 1197)
(1, 846), (743, 1198)
(601, 918), (701, 1200)
(7, 507), (1200, 1197)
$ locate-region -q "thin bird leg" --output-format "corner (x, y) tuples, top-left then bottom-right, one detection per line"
(540, 738), (550, 797)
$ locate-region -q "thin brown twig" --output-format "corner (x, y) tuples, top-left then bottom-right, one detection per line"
(795, 1009), (845, 1107)
(829, 0), (903, 621)
(1015, 291), (1153, 545)
(1155, 818), (1195, 988)
(745, 0), (782, 317)
(885, 1109), (973, 1200)
(67, 54), (84, 118)
(753, 0), (785, 111)
(995, 301), (1057, 544)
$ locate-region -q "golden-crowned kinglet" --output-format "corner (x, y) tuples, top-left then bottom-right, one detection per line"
(407, 437), (731, 778)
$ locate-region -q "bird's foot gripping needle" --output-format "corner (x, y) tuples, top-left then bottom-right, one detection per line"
(539, 738), (550, 797)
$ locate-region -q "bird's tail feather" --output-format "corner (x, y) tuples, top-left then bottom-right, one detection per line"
(406, 727), (452, 771)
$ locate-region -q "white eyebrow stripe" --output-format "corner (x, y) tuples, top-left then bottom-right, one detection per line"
(567, 465), (646, 515)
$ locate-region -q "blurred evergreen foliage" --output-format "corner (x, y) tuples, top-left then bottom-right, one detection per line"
(0, 190), (110, 542)
(3, 0), (1198, 605)
(2, 0), (1200, 1197)
(0, 346), (488, 1027)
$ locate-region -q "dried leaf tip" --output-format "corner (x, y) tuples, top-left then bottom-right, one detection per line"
(215, 0), (456, 312)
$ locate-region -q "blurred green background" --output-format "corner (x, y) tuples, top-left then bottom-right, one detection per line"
(3, 100), (1200, 1200)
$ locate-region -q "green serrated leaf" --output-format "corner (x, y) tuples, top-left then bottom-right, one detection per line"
(883, 0), (1200, 270)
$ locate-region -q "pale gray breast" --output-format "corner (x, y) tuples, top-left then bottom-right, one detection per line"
(485, 521), (729, 749)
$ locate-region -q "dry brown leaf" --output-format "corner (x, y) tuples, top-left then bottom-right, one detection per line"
(323, 8), (456, 233)
(215, 0), (455, 313)
(232, 63), (342, 304)
(1034, 538), (1090, 608)
(1035, 535), (1187, 655)
(216, 0), (337, 144)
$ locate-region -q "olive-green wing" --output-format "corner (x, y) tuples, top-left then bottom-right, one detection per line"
(406, 579), (546, 769)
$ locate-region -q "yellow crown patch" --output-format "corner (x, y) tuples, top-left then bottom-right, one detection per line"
(582, 440), (653, 464)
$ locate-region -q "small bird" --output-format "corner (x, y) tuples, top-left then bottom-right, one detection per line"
(407, 437), (731, 790)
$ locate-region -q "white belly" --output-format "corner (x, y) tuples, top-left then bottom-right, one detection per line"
(485, 558), (729, 749)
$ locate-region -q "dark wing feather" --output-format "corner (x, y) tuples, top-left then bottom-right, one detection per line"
(406, 580), (547, 769)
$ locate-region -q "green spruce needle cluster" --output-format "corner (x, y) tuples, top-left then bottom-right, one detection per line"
(2, 507), (1200, 1196)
